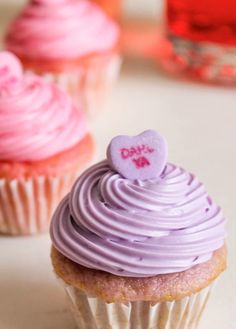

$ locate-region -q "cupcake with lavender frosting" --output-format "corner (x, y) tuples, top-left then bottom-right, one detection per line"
(50, 130), (226, 329)
(0, 51), (94, 235)
(5, 0), (121, 117)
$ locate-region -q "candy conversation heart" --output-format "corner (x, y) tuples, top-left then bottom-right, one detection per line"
(0, 51), (23, 90)
(107, 130), (168, 180)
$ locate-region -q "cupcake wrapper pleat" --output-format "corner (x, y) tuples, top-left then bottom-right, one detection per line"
(60, 281), (216, 329)
(28, 54), (121, 117)
(0, 172), (77, 235)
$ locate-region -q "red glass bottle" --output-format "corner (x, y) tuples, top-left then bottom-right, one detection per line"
(161, 0), (236, 83)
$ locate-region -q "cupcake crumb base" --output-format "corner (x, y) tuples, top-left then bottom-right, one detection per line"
(51, 245), (226, 304)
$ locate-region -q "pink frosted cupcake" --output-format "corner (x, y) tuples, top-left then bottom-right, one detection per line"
(50, 130), (226, 329)
(5, 0), (121, 117)
(0, 51), (95, 236)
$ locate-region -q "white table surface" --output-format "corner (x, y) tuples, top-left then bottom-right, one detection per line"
(0, 4), (236, 329)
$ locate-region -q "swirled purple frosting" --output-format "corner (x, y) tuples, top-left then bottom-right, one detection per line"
(50, 157), (226, 277)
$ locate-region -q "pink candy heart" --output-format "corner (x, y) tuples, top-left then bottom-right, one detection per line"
(0, 51), (23, 90)
(107, 130), (168, 180)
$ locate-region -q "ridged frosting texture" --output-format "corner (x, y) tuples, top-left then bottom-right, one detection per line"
(0, 73), (87, 161)
(5, 0), (120, 60)
(50, 160), (226, 277)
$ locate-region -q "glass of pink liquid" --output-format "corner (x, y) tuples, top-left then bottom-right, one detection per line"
(161, 0), (236, 83)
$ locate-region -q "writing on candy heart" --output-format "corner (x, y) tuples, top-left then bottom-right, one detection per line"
(120, 144), (155, 169)
(107, 130), (168, 180)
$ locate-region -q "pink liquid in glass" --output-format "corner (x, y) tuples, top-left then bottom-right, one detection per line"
(161, 0), (236, 83)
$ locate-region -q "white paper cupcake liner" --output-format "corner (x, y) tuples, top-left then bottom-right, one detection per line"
(0, 172), (77, 235)
(61, 281), (215, 329)
(28, 54), (121, 117)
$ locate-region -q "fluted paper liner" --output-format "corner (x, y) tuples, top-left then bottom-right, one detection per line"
(0, 172), (77, 235)
(61, 281), (215, 329)
(28, 54), (121, 117)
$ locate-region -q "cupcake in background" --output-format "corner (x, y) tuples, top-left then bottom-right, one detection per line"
(5, 0), (121, 117)
(50, 130), (226, 329)
(0, 51), (95, 236)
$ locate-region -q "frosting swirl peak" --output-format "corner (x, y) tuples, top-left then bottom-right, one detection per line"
(50, 158), (226, 277)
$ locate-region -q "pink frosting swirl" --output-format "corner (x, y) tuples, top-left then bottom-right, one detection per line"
(5, 0), (120, 60)
(50, 160), (226, 277)
(0, 72), (87, 161)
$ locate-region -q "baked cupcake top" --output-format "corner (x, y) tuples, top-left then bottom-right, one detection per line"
(0, 51), (87, 162)
(50, 130), (226, 278)
(5, 0), (120, 61)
